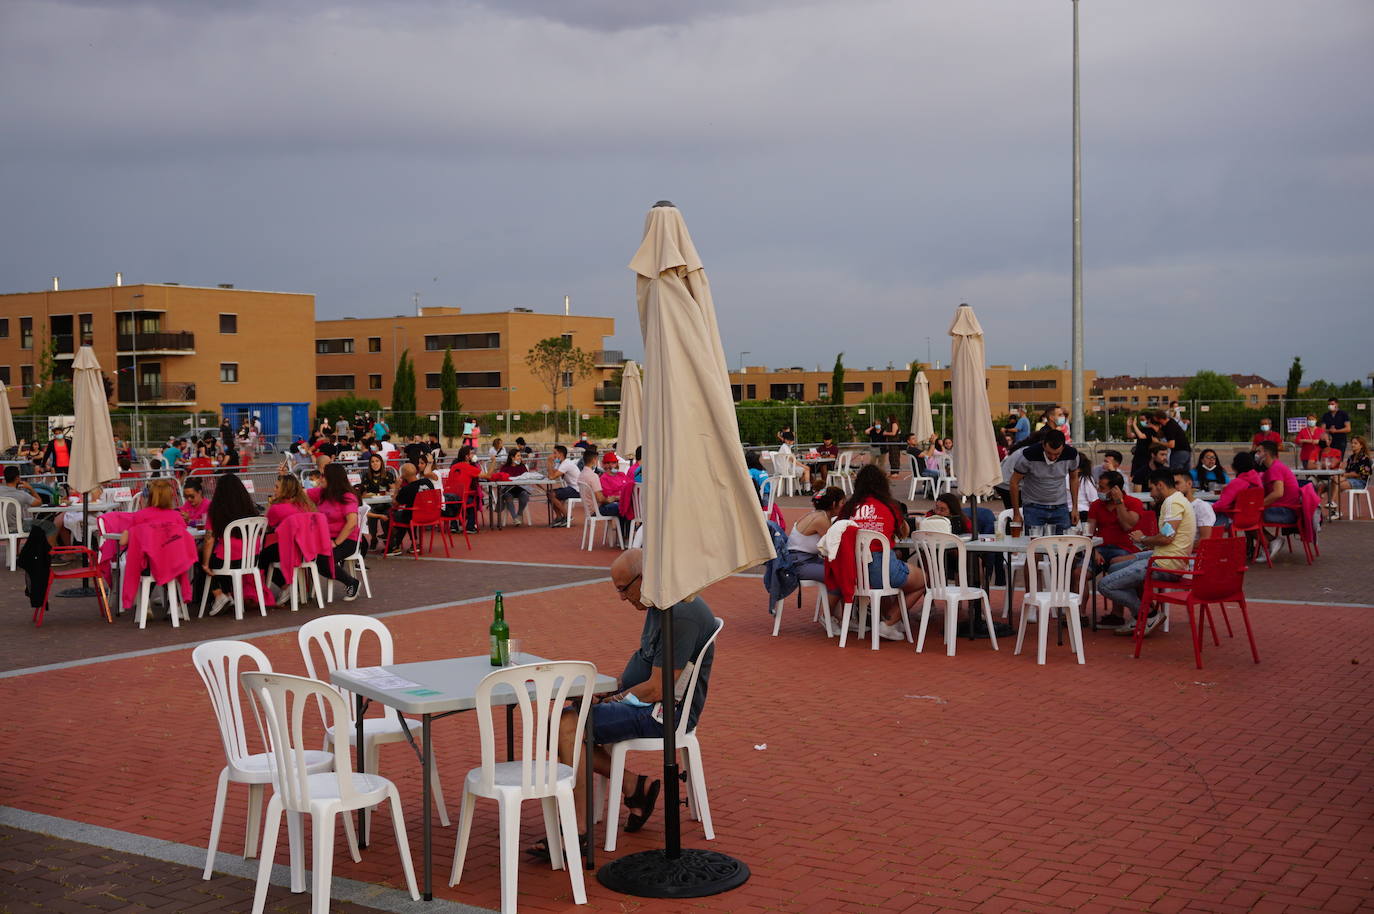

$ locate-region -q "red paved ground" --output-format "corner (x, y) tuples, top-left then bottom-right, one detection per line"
(2, 505), (1372, 913)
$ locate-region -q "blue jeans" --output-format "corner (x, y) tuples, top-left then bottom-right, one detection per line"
(592, 701), (663, 744)
(1091, 544), (1134, 576)
(1097, 550), (1177, 616)
(1022, 502), (1071, 531)
(863, 552), (909, 589)
(1263, 506), (1297, 525)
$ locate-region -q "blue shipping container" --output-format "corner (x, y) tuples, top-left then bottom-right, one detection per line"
(220, 402), (311, 446)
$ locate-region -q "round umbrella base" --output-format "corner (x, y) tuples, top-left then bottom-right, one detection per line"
(597, 848), (749, 898)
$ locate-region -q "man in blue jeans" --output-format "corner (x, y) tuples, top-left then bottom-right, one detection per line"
(1010, 428), (1081, 532)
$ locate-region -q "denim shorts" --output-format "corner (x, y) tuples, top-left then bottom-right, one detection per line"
(866, 553), (909, 589)
(1350, 479), (1367, 490)
(592, 701), (663, 744)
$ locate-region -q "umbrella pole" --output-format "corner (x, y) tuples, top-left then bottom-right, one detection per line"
(597, 606), (749, 898)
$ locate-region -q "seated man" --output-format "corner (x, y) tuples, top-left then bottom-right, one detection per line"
(385, 463), (434, 555)
(1098, 468), (1197, 637)
(1254, 439), (1301, 551)
(1172, 470), (1215, 541)
(1092, 449), (1123, 487)
(582, 454), (622, 527)
(551, 549), (717, 850)
(547, 444), (581, 524)
(0, 466), (55, 537)
(810, 433), (839, 491)
(1084, 470), (1150, 627)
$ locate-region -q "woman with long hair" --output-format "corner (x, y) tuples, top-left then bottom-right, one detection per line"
(839, 464), (926, 638)
(180, 477), (208, 526)
(256, 473), (318, 588)
(199, 473), (260, 615)
(494, 451), (532, 525)
(1192, 448), (1227, 490)
(307, 463), (364, 600)
(1339, 436), (1371, 497)
(443, 444), (485, 534)
(788, 486), (845, 583)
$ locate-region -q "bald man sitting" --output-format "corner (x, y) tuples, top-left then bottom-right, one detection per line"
(537, 548), (718, 859)
(385, 462), (434, 555)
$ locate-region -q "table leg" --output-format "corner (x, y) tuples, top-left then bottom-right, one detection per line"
(583, 704), (595, 870)
(355, 694), (368, 849)
(422, 714), (433, 901)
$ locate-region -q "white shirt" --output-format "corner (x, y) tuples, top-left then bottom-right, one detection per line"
(557, 458), (581, 488)
(379, 440), (396, 455)
(1190, 497), (1216, 530)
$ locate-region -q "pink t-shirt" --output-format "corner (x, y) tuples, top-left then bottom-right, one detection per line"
(600, 471), (633, 502)
(308, 488), (360, 541)
(130, 506), (183, 528)
(180, 498), (208, 526)
(1262, 460), (1301, 509)
(266, 502), (309, 530)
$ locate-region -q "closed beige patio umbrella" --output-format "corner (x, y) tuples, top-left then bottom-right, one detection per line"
(616, 359), (643, 463)
(948, 304), (1002, 499)
(910, 370), (934, 442)
(0, 381), (17, 452)
(598, 201), (766, 898)
(70, 347), (120, 495)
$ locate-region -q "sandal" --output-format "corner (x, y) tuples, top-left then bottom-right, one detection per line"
(624, 774), (661, 833)
(525, 833), (587, 863)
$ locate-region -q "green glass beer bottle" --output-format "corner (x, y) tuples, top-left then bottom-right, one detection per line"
(489, 591), (509, 666)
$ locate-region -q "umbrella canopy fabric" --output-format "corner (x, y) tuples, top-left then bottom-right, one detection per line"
(631, 204), (773, 610)
(0, 382), (16, 452)
(617, 360), (644, 463)
(69, 347), (119, 495)
(947, 304), (1002, 498)
(910, 370), (934, 442)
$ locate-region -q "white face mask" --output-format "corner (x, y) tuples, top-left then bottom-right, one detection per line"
(1330, 405), (1338, 411)
(1260, 425), (1270, 432)
(1308, 420), (1317, 428)
(1055, 416), (1067, 426)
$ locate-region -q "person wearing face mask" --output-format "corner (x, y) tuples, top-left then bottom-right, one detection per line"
(442, 444), (485, 534)
(548, 444), (582, 525)
(1251, 418), (1283, 452)
(1254, 440), (1301, 553)
(1294, 414), (1324, 468)
(1191, 449), (1228, 491)
(1320, 399), (1352, 456)
(1149, 410), (1190, 472)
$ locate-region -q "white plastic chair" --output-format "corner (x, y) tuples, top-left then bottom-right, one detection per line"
(0, 497), (24, 571)
(936, 453), (958, 496)
(298, 615), (449, 840)
(197, 516), (269, 620)
(242, 670), (418, 914)
(577, 480), (623, 551)
(762, 475), (779, 514)
(626, 483), (645, 548)
(1346, 484), (1372, 520)
(906, 454), (935, 501)
(909, 531), (997, 656)
(825, 451), (854, 494)
(1015, 535), (1091, 665)
(605, 619), (722, 851)
(773, 451), (802, 496)
(191, 642), (341, 882)
(772, 579), (831, 637)
(136, 573), (191, 629)
(838, 531), (912, 650)
(326, 504), (373, 602)
(449, 661), (595, 914)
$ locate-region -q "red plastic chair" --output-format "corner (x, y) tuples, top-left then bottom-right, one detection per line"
(1135, 537), (1259, 669)
(34, 545), (113, 627)
(188, 457), (215, 477)
(1225, 487), (1270, 568)
(387, 489), (452, 558)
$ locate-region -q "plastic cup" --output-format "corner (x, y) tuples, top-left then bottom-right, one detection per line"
(504, 638), (524, 666)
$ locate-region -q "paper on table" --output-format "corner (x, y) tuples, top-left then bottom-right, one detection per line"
(348, 666), (424, 691)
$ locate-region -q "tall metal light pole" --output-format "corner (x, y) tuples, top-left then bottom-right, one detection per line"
(1070, 0), (1085, 441)
(130, 293), (143, 451)
(738, 351), (750, 375)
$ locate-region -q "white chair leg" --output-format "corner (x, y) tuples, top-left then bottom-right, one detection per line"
(136, 577), (152, 629)
(1014, 600), (1030, 656)
(1067, 606), (1086, 664)
(342, 808), (360, 862)
(1037, 606), (1050, 665)
(203, 768), (230, 879)
(837, 601), (855, 648)
(816, 588), (834, 638)
(286, 811), (306, 893)
(249, 796), (283, 914)
(604, 745), (627, 852)
(356, 559), (371, 598)
(244, 783), (264, 857)
(497, 795), (521, 914)
(944, 598), (958, 657)
(898, 593), (913, 642)
(231, 575), (245, 621)
(428, 748), (450, 827)
(557, 789), (588, 903)
(166, 584), (181, 629)
(870, 597), (881, 651)
(915, 594), (934, 653)
(311, 810), (336, 914)
(253, 570), (268, 616)
(982, 595), (999, 651)
(387, 788), (421, 901)
(685, 741), (713, 840)
(448, 789), (476, 886)
(771, 598), (785, 636)
(540, 796), (564, 870)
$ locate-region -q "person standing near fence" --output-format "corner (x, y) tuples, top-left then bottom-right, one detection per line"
(884, 415), (902, 475)
(1321, 398), (1352, 456)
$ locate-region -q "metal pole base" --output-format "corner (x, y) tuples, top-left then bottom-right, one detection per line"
(597, 848), (749, 899)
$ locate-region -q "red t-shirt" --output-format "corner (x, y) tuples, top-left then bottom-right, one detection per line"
(1250, 430), (1282, 448)
(1087, 495), (1146, 552)
(1295, 426), (1323, 464)
(848, 496), (901, 550)
(444, 462), (482, 497)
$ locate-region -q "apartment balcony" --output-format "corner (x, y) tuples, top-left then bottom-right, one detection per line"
(116, 380), (197, 406)
(593, 350), (624, 368)
(116, 331), (196, 355)
(593, 386), (621, 404)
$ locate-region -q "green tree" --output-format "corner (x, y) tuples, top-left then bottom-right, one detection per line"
(316, 396), (382, 426)
(904, 361), (922, 399)
(439, 347), (461, 417)
(1303, 379), (1367, 401)
(1180, 370), (1240, 403)
(525, 337), (594, 442)
(830, 352), (845, 406)
(26, 338), (74, 416)
(1285, 357), (1303, 400)
(390, 349), (418, 435)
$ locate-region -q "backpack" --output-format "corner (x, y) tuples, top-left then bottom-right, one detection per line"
(762, 520), (799, 611)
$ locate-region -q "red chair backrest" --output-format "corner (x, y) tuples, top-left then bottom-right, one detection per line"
(386, 452), (402, 466)
(1188, 536), (1247, 601)
(190, 457), (213, 469)
(411, 488), (443, 524)
(1229, 487), (1264, 532)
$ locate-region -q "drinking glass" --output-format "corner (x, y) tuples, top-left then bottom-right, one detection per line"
(504, 638), (524, 666)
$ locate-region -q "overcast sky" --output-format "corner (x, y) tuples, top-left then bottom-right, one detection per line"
(2, 0), (1371, 384)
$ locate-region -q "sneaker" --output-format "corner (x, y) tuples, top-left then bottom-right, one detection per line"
(512, 518), (523, 527)
(386, 546), (405, 557)
(1143, 610), (1165, 636)
(1113, 620), (1138, 636)
(208, 593), (232, 617)
(465, 526), (479, 534)
(1098, 613), (1126, 627)
(343, 581), (360, 602)
(1267, 538), (1284, 559)
(877, 621), (906, 641)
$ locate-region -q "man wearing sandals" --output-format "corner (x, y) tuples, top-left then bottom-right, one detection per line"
(545, 549), (716, 857)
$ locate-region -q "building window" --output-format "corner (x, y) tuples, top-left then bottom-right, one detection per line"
(0, 367), (9, 385)
(844, 381), (865, 393)
(423, 332), (499, 351)
(455, 372), (502, 388)
(561, 333), (574, 344)
(21, 365), (34, 396)
(871, 382), (883, 394)
(769, 383), (805, 401)
(79, 313), (94, 345)
(315, 338), (355, 355)
(219, 314), (237, 334)
(731, 384), (742, 402)
(368, 337), (381, 353)
(817, 382), (829, 398)
(560, 371), (574, 388)
(746, 384), (757, 399)
(0, 319), (8, 338)
(425, 373), (442, 389)
(20, 318), (32, 350)
(316, 375), (356, 390)
(220, 363), (239, 383)
(369, 374), (382, 390)
(1008, 379), (1057, 390)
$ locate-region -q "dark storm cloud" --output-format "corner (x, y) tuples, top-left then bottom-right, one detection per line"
(2, 0), (1371, 382)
